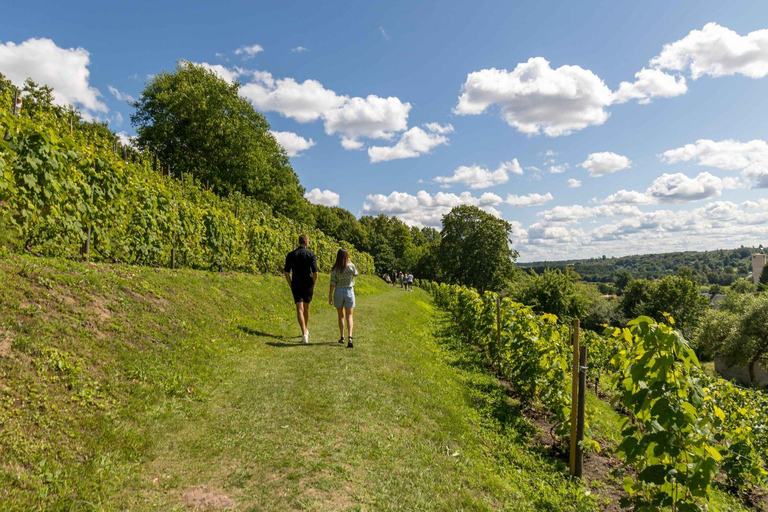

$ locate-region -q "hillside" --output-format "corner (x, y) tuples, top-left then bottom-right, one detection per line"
(1, 254), (615, 511)
(520, 246), (764, 285)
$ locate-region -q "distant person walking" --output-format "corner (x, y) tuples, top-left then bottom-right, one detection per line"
(391, 270), (398, 287)
(284, 234), (318, 344)
(407, 272), (414, 291)
(329, 249), (358, 348)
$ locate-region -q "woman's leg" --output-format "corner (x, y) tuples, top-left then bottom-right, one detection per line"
(344, 307), (354, 338)
(336, 307), (345, 338)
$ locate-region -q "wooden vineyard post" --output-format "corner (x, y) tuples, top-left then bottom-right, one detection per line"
(494, 295), (502, 367)
(575, 344), (588, 478)
(569, 318), (580, 476)
(83, 187), (94, 262)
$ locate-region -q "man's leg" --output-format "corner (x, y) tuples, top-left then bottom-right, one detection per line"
(303, 302), (310, 333)
(295, 301), (307, 336)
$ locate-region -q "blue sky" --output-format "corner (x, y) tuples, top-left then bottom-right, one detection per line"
(2, 0), (768, 261)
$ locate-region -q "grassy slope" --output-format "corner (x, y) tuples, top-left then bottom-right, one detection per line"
(1, 254), (596, 511)
(0, 254), (751, 511)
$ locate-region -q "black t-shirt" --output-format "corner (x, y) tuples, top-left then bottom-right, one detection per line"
(284, 247), (318, 289)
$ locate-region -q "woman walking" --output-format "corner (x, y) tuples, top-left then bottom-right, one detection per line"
(329, 249), (358, 348)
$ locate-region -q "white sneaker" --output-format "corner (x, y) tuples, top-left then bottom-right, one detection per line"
(302, 334), (309, 344)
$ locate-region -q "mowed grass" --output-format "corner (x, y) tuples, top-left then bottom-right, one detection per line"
(1, 253), (600, 510)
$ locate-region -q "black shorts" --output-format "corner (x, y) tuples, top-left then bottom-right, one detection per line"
(292, 286), (314, 303)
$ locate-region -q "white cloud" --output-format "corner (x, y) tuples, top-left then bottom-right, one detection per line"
(604, 172), (742, 205)
(423, 122), (455, 134)
(324, 95), (411, 141)
(368, 124), (449, 162)
(269, 130), (316, 157)
(499, 158), (524, 175)
(291, 46), (308, 53)
(603, 189), (656, 205)
(453, 57), (613, 136)
(341, 137), (364, 150)
(116, 131), (135, 147)
(613, 68), (687, 104)
(661, 139), (768, 188)
(108, 85), (135, 103)
(304, 188), (340, 206)
(380, 26), (391, 41)
(506, 192), (554, 207)
(567, 179), (582, 188)
(240, 70), (421, 153)
(651, 23), (768, 79)
(0, 38), (107, 115)
(362, 190), (504, 227)
(648, 172), (742, 202)
(518, 197), (768, 261)
(112, 111), (124, 127)
(235, 44), (264, 59)
(549, 163), (569, 174)
(434, 159), (515, 189)
(193, 62), (246, 84)
(579, 151), (632, 177)
(240, 71), (346, 122)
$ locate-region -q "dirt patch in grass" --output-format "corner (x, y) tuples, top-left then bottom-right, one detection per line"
(0, 330), (13, 357)
(181, 486), (235, 509)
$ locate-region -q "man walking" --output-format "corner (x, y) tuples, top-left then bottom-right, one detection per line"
(284, 234), (318, 344)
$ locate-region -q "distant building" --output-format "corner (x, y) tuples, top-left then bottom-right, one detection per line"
(752, 253), (766, 285)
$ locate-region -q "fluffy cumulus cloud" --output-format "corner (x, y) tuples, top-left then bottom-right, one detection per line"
(650, 23), (768, 79)
(235, 44), (264, 59)
(367, 123), (451, 163)
(304, 188), (340, 206)
(269, 130), (315, 157)
(454, 57), (614, 136)
(578, 151), (632, 177)
(362, 190), (505, 227)
(240, 71), (345, 122)
(236, 69), (439, 153)
(603, 172), (742, 205)
(434, 158), (518, 189)
(613, 68), (687, 104)
(567, 179), (582, 188)
(505, 192), (553, 207)
(661, 139), (768, 188)
(324, 95), (411, 142)
(517, 198), (768, 262)
(0, 38), (108, 115)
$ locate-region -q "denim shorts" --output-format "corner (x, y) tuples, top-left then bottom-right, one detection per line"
(333, 287), (355, 308)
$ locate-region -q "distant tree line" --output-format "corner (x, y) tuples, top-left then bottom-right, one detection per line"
(520, 246), (764, 287)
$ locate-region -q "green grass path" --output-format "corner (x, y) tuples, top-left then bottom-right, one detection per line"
(115, 276), (594, 511)
(1, 257), (599, 511)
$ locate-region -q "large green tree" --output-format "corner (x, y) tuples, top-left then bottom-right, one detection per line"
(621, 274), (708, 339)
(131, 62), (309, 220)
(697, 294), (768, 384)
(439, 205), (518, 292)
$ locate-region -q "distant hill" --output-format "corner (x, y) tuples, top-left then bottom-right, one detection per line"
(519, 246), (765, 285)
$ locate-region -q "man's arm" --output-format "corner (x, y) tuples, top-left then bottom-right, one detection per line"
(284, 253), (292, 287)
(311, 253), (319, 285)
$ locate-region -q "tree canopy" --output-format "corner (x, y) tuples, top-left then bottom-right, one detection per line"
(131, 62), (310, 221)
(439, 205), (518, 292)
